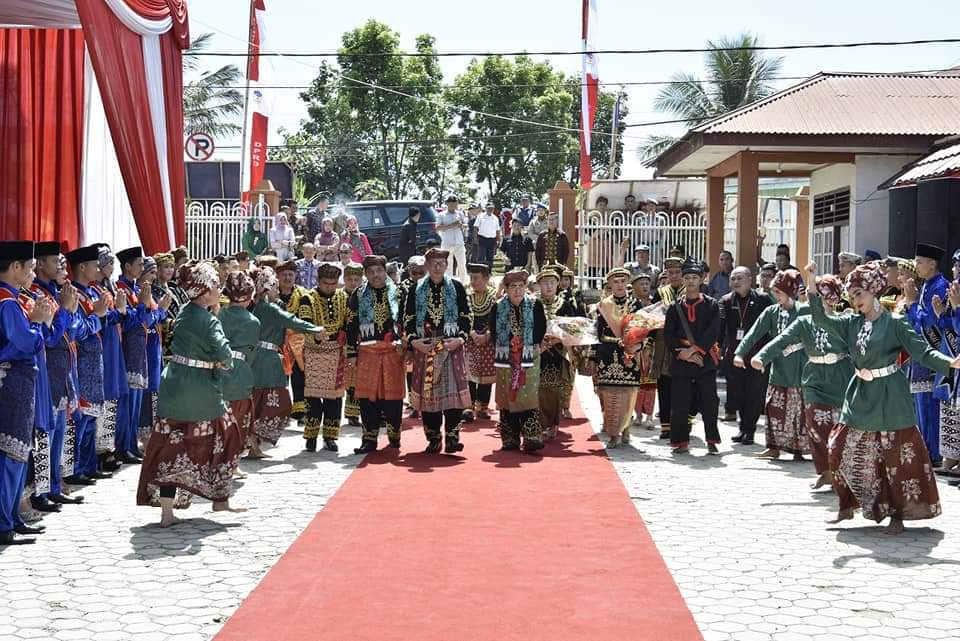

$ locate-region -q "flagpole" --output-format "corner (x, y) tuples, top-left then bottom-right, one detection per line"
(238, 0), (256, 202)
(608, 91), (620, 179)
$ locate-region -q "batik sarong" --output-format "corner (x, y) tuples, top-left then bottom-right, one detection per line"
(598, 386), (638, 438)
(356, 343), (406, 401)
(252, 386), (293, 445)
(465, 338), (496, 385)
(939, 400), (960, 461)
(410, 345), (471, 413)
(829, 423), (941, 522)
(96, 399), (118, 453)
(765, 384), (808, 454)
(230, 399), (253, 449)
(304, 341), (346, 399)
(805, 403), (840, 475)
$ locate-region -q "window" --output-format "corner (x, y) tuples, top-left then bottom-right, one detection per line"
(346, 205), (383, 229)
(813, 187), (851, 274)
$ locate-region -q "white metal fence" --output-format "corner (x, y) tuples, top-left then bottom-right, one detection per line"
(576, 208), (706, 291)
(185, 198), (273, 259)
(722, 196), (797, 265)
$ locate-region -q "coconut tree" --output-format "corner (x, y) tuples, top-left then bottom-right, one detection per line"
(639, 33), (783, 162)
(183, 32), (244, 137)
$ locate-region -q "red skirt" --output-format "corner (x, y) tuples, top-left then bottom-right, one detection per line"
(252, 386), (293, 445)
(829, 424), (941, 523)
(136, 410), (243, 508)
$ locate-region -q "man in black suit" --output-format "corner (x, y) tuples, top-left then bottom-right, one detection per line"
(718, 266), (772, 444)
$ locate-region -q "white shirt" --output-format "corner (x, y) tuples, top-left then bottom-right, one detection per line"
(269, 225), (296, 260)
(437, 210), (465, 247)
(475, 212), (500, 239)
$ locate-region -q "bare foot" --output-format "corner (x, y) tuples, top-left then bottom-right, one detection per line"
(883, 517), (905, 535)
(233, 470), (248, 479)
(212, 501), (248, 513)
(826, 508), (854, 524)
(756, 448), (781, 459)
(159, 514), (184, 528)
(810, 473), (831, 490)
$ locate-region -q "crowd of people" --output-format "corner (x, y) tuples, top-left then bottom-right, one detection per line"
(3, 190), (959, 541)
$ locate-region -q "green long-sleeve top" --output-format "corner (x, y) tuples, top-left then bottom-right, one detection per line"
(734, 302), (809, 388)
(156, 302), (233, 422)
(218, 305), (261, 401)
(242, 217), (269, 256)
(755, 314), (854, 408)
(250, 299), (321, 389)
(808, 292), (954, 431)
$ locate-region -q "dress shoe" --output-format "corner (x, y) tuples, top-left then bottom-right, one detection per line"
(131, 448), (145, 458)
(658, 431), (671, 440)
(49, 493), (84, 505)
(462, 409), (475, 423)
(117, 452), (142, 464)
(353, 441), (378, 455)
(708, 443), (719, 455)
(732, 433), (744, 443)
(30, 497), (61, 513)
(304, 437), (317, 452)
(522, 441), (544, 454)
(740, 434), (755, 445)
(101, 459), (122, 472)
(386, 440), (400, 449)
(409, 410), (420, 419)
(477, 410), (491, 420)
(444, 441), (465, 454)
(347, 417), (361, 428)
(63, 475), (96, 486)
(721, 413), (737, 422)
(90, 470), (113, 480)
(500, 443), (519, 451)
(423, 440), (442, 454)
(15, 524), (45, 535)
(0, 531), (35, 546)
(323, 439), (339, 452)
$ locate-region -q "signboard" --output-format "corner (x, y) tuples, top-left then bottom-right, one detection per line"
(185, 132), (215, 161)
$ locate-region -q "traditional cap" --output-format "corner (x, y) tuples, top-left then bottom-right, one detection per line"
(97, 245), (115, 269)
(171, 246), (188, 262)
(65, 244), (99, 265)
(898, 258), (919, 281)
(424, 238), (441, 248)
(0, 241), (35, 261)
(234, 250), (250, 262)
(668, 244), (685, 258)
(561, 267), (575, 278)
(212, 254), (227, 265)
(116, 246), (143, 265)
(536, 267), (560, 282)
(503, 269), (529, 286)
(662, 256), (683, 270)
(845, 261), (885, 297)
(386, 262), (400, 276)
(775, 243), (791, 257)
(343, 262), (363, 277)
(275, 260), (297, 274)
(467, 263), (491, 276)
(771, 269), (803, 299)
(864, 249), (882, 261)
(339, 242), (353, 253)
(362, 254), (387, 269)
(223, 271), (255, 303)
(815, 273), (844, 306)
(681, 258), (703, 276)
(424, 247), (449, 261)
(884, 255), (902, 268)
(407, 255), (426, 269)
(142, 257), (157, 275)
(35, 241), (61, 257)
(760, 262), (777, 273)
(635, 243), (650, 252)
(181, 262), (220, 301)
(254, 266), (279, 294)
(445, 194), (459, 203)
(317, 263), (342, 280)
(154, 252), (175, 267)
(606, 267), (631, 282)
(535, 203), (548, 210)
(257, 255), (279, 269)
(916, 243), (945, 261)
(631, 272), (652, 283)
(837, 251), (862, 265)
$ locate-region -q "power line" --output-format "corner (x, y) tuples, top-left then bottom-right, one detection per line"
(187, 36), (960, 58)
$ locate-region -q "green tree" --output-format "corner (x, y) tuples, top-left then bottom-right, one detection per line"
(275, 21), (452, 200)
(565, 79), (630, 182)
(639, 33), (783, 162)
(183, 32), (244, 137)
(445, 55), (576, 207)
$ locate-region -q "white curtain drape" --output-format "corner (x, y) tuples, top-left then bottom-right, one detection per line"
(80, 49), (142, 251)
(141, 34), (177, 250)
(103, 0), (172, 35)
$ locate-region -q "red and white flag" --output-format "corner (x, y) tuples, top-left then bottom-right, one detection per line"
(240, 0), (272, 201)
(580, 0), (599, 189)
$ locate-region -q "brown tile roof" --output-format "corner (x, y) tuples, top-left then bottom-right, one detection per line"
(881, 141), (960, 188)
(691, 73), (960, 136)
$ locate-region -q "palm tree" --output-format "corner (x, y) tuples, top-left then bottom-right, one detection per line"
(640, 34), (783, 163)
(183, 32), (244, 137)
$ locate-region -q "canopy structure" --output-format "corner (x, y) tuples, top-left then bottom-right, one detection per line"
(0, 0), (189, 254)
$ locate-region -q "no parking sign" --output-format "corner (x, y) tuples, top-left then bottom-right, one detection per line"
(185, 132), (215, 161)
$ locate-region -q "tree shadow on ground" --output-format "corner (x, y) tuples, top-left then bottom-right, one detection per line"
(127, 517), (241, 559)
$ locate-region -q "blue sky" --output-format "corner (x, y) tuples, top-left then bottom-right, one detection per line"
(188, 0), (960, 178)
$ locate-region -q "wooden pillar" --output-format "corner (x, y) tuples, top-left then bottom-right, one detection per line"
(735, 152), (759, 268)
(792, 185), (810, 270)
(250, 178), (281, 214)
(548, 180), (577, 266)
(706, 175), (725, 270)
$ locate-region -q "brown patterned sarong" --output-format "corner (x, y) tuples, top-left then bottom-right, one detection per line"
(136, 410), (243, 508)
(356, 342), (406, 401)
(410, 345), (471, 413)
(466, 339), (496, 385)
(304, 341), (346, 399)
(251, 386), (293, 445)
(805, 403), (839, 474)
(765, 385), (808, 454)
(598, 386), (638, 438)
(230, 398), (253, 448)
(829, 424), (941, 522)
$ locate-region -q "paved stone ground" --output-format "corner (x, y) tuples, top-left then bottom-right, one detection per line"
(577, 375), (960, 641)
(5, 378), (960, 641)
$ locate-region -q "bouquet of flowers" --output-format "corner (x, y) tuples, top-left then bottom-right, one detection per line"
(621, 303), (666, 365)
(545, 316), (599, 347)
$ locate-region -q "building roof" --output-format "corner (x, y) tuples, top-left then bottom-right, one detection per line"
(654, 73), (960, 177)
(690, 73), (960, 136)
(880, 141), (960, 188)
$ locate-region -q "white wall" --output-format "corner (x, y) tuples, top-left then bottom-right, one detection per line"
(852, 154), (918, 255)
(809, 163), (855, 256)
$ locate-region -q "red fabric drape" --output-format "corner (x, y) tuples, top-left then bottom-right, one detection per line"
(160, 33), (186, 248)
(76, 0), (186, 254)
(0, 28), (84, 248)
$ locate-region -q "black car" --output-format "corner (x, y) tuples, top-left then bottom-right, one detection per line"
(343, 200), (441, 260)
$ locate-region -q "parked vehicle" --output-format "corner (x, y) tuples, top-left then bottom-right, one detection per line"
(342, 200), (441, 260)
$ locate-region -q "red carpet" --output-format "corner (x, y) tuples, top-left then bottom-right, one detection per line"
(215, 392), (702, 641)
